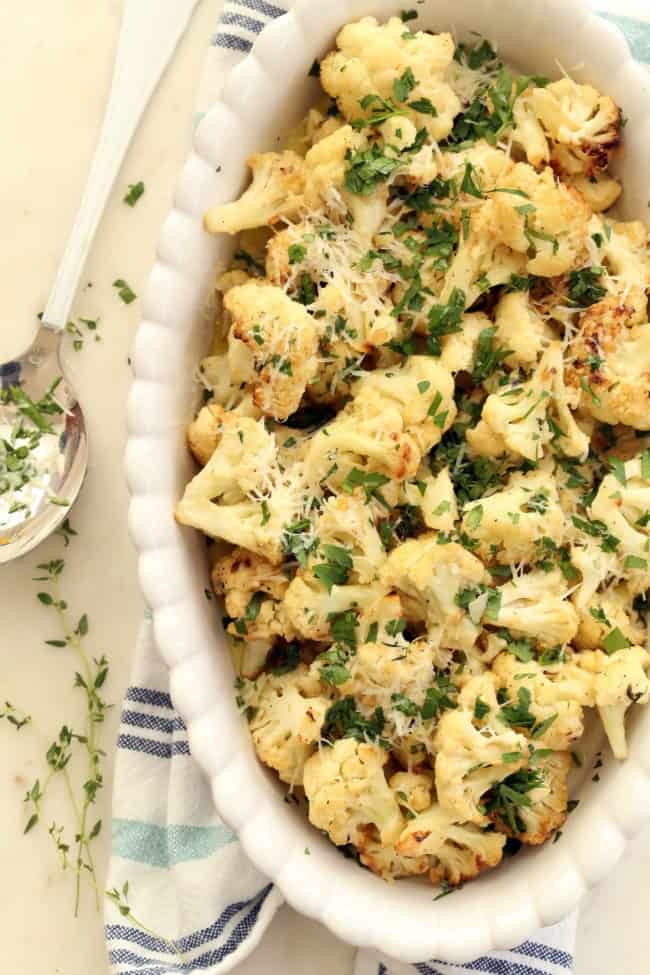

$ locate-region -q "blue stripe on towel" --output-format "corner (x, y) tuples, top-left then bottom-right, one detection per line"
(514, 941), (572, 970)
(106, 885), (273, 956)
(121, 709), (185, 735)
(236, 0), (286, 19)
(109, 893), (268, 970)
(125, 686), (174, 710)
(220, 11), (266, 34)
(112, 819), (236, 868)
(116, 733), (190, 759)
(212, 32), (253, 52)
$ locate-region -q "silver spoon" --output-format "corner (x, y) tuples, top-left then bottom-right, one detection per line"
(0, 0), (201, 565)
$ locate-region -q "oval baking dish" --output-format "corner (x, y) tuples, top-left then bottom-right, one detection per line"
(126, 0), (650, 962)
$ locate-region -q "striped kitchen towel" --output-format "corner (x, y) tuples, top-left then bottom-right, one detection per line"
(106, 2), (650, 974)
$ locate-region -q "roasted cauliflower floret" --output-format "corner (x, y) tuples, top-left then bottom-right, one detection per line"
(565, 292), (650, 430)
(433, 678), (530, 825)
(283, 576), (388, 642)
(527, 78), (621, 177)
(303, 738), (404, 845)
(481, 342), (589, 462)
(223, 282), (320, 421)
(396, 804), (506, 886)
(339, 637), (434, 711)
(175, 414), (305, 563)
(599, 220), (650, 292)
(570, 173), (622, 212)
(493, 291), (556, 368)
(390, 770), (434, 814)
(211, 547), (291, 642)
(588, 457), (650, 592)
(440, 313), (492, 374)
(314, 494), (385, 584)
(577, 647), (650, 759)
(380, 534), (489, 651)
(489, 569), (579, 647)
(204, 150), (305, 234)
(402, 466), (458, 532)
(187, 402), (225, 466)
(242, 667), (330, 784)
(320, 17), (460, 141)
(462, 469), (564, 565)
(489, 751), (571, 844)
(305, 357), (456, 486)
(492, 652), (585, 750)
(488, 163), (592, 278)
(574, 583), (646, 651)
(303, 125), (390, 237)
(357, 839), (431, 881)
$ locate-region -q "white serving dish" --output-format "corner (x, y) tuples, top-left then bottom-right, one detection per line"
(126, 0), (650, 962)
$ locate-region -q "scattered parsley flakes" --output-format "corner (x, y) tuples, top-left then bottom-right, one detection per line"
(601, 627), (631, 654)
(567, 266), (607, 307)
(112, 278), (137, 304)
(123, 181), (145, 207)
(313, 544), (353, 592)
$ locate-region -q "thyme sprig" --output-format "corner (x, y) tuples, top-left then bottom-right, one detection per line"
(106, 883), (187, 964)
(26, 555), (110, 915)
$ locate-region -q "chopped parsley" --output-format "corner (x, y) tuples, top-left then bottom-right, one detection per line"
(344, 143), (401, 195)
(123, 181), (145, 207)
(322, 697), (387, 746)
(313, 544), (353, 592)
(318, 646), (353, 686)
(393, 67), (417, 103)
(288, 243), (307, 264)
(112, 278), (137, 304)
(567, 266), (607, 307)
(484, 767), (545, 833)
(471, 326), (511, 384)
(341, 467), (390, 506)
(601, 627), (631, 654)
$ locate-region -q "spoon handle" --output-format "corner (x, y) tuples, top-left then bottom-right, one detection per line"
(41, 0), (201, 332)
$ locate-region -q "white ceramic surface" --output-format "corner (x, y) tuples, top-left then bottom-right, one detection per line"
(126, 0), (650, 963)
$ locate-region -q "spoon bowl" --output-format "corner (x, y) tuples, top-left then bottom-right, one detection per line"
(0, 326), (88, 564)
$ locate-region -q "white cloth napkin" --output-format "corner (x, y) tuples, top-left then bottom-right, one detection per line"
(105, 3), (650, 974)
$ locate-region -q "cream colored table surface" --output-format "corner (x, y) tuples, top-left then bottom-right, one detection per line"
(0, 2), (648, 973)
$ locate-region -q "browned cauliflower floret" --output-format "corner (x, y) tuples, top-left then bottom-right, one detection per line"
(380, 534), (489, 652)
(480, 342), (589, 462)
(223, 281), (320, 421)
(492, 653), (585, 751)
(241, 667), (330, 785)
(389, 770), (434, 814)
(488, 569), (579, 648)
(570, 173), (621, 213)
(565, 291), (650, 430)
(527, 79), (621, 178)
(320, 17), (460, 142)
(175, 414), (306, 563)
(462, 469), (564, 566)
(576, 647), (650, 759)
(204, 150), (305, 234)
(187, 402), (225, 466)
(489, 751), (571, 845)
(305, 357), (456, 487)
(433, 676), (530, 825)
(357, 839), (432, 881)
(395, 804), (506, 886)
(493, 292), (556, 369)
(211, 547), (292, 643)
(303, 738), (404, 846)
(574, 583), (646, 651)
(283, 576), (388, 643)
